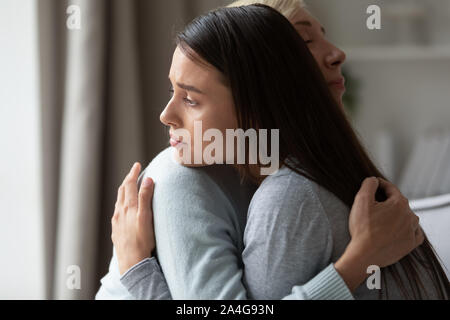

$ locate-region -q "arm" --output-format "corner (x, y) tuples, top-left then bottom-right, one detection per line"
(113, 155), (352, 300)
(95, 246), (135, 300)
(129, 148), (251, 299)
(119, 168), (355, 300)
(98, 149), (250, 300)
(240, 175), (424, 299)
(241, 172), (343, 300)
(150, 167), (248, 299)
(119, 257), (172, 300)
(119, 255), (353, 300)
(335, 177), (425, 292)
(113, 157), (422, 300)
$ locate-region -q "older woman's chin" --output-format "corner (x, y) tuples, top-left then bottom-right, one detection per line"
(329, 91), (345, 110)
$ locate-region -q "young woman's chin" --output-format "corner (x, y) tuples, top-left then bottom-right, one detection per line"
(171, 147), (211, 168)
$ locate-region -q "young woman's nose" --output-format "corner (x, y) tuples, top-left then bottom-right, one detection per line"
(160, 100), (182, 128)
(324, 41), (346, 69)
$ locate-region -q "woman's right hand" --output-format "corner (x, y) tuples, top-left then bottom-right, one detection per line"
(334, 177), (424, 291)
(111, 163), (156, 276)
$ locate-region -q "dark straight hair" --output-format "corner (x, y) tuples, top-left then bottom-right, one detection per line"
(176, 4), (449, 299)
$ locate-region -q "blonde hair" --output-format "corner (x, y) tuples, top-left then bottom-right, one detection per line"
(227, 0), (306, 21)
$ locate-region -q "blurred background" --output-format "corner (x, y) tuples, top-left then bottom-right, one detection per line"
(0, 0), (449, 299)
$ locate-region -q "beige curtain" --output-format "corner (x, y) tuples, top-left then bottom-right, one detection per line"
(38, 0), (230, 300)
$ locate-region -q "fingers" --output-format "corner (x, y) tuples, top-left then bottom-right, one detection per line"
(355, 177), (379, 203)
(138, 177), (154, 219)
(137, 170), (146, 190)
(124, 162), (141, 208)
(118, 185), (125, 204)
(111, 162), (145, 245)
(378, 178), (412, 210)
(415, 227), (425, 247)
(127, 162), (141, 181)
(411, 213), (420, 231)
(113, 185), (125, 223)
(411, 213), (424, 247)
(377, 177), (401, 199)
(113, 162), (142, 219)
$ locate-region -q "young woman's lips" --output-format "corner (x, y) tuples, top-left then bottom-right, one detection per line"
(169, 134), (183, 147)
(170, 138), (180, 147)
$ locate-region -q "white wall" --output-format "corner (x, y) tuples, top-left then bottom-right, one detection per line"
(349, 60), (450, 182)
(0, 0), (45, 299)
(308, 0), (450, 183)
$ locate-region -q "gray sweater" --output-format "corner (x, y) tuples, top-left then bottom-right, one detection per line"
(96, 148), (353, 300)
(243, 166), (445, 299)
(99, 149), (445, 299)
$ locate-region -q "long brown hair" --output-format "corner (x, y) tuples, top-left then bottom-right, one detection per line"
(176, 4), (450, 299)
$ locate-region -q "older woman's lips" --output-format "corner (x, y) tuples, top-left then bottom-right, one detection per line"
(329, 77), (346, 90)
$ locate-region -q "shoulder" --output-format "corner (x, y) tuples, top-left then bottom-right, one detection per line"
(251, 167), (321, 211)
(253, 166), (348, 215)
(247, 166), (337, 231)
(142, 148), (223, 199)
(144, 148), (210, 187)
(243, 167), (337, 299)
(142, 147), (255, 222)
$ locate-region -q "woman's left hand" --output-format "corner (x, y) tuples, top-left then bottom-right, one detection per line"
(111, 162), (155, 276)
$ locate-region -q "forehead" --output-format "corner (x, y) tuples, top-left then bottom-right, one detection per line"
(290, 9), (324, 33)
(169, 47), (224, 88)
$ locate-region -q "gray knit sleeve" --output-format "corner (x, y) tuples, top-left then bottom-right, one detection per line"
(242, 169), (354, 300)
(120, 257), (172, 300)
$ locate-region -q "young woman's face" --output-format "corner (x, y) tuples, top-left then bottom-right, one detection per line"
(161, 10), (348, 167)
(290, 9), (347, 107)
(160, 47), (237, 166)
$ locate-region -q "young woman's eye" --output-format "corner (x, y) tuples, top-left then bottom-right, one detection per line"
(184, 97), (198, 106)
(305, 40), (313, 44)
(169, 87), (174, 98)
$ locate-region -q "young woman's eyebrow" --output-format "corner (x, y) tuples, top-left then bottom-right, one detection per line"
(176, 82), (204, 94)
(168, 77), (204, 94)
(294, 20), (326, 35)
(168, 76), (204, 94)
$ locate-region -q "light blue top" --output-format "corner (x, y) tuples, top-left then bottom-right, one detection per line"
(96, 148), (355, 300)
